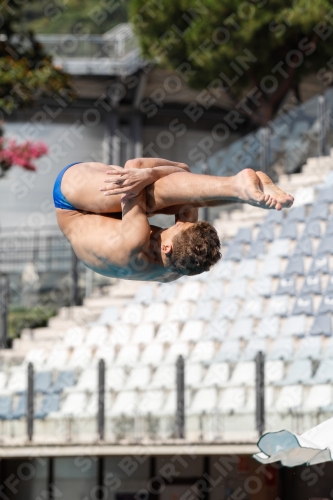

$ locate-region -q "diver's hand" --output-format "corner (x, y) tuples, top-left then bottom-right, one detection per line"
(99, 165), (153, 200)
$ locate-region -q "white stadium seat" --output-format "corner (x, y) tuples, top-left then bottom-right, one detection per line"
(59, 392), (88, 417)
(201, 362), (230, 387)
(186, 363), (204, 388)
(188, 388), (218, 414)
(303, 385), (332, 411)
(180, 321), (204, 342)
(149, 365), (175, 390)
(125, 367), (152, 390)
(140, 344), (164, 366)
(122, 304), (143, 325)
(274, 385), (303, 412)
(67, 347), (94, 369)
(165, 342), (190, 363)
(228, 279), (247, 299)
(109, 323), (132, 345)
(229, 318), (253, 340)
(137, 391), (165, 414)
(143, 303), (167, 324)
(105, 367), (127, 392)
(219, 387), (246, 413)
(115, 345), (140, 366)
(229, 362), (255, 386)
(256, 316), (279, 338)
(131, 323), (155, 344)
(168, 301), (193, 322)
(155, 322), (180, 343)
(108, 391), (138, 416)
(178, 282), (202, 301)
(86, 326), (108, 346)
(190, 341), (215, 363)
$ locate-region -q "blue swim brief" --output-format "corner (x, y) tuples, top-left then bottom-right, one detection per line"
(53, 162), (82, 210)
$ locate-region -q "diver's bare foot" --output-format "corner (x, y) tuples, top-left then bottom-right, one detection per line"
(256, 171), (294, 210)
(234, 169), (279, 210)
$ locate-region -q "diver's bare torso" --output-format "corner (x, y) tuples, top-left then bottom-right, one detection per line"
(56, 208), (181, 282)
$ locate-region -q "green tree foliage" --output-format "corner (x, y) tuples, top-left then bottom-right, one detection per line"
(130, 0), (333, 124)
(0, 0), (75, 117)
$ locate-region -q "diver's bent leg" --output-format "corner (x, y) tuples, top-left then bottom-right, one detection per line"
(146, 169), (294, 213)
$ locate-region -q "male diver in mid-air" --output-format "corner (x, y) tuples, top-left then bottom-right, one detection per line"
(53, 158), (294, 282)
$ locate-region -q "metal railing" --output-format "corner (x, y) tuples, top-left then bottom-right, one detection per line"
(15, 354), (265, 443)
(37, 23), (142, 76)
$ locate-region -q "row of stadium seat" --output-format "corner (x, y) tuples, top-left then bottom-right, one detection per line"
(3, 357), (333, 396)
(2, 383), (333, 422)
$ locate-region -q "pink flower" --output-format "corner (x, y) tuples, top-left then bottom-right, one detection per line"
(0, 138), (48, 172)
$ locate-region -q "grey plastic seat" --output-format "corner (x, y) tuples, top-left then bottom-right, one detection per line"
(212, 260), (234, 280)
(215, 299), (238, 320)
(284, 256), (305, 276)
(229, 318), (253, 340)
(236, 259), (257, 279)
(267, 337), (294, 361)
(316, 237), (333, 256)
(311, 359), (333, 384)
(243, 338), (267, 361)
(203, 280), (224, 301)
(325, 219), (333, 236)
(192, 300), (214, 321)
(250, 276), (272, 297)
(293, 236), (313, 257)
(269, 239), (290, 258)
(318, 294), (333, 315)
(257, 224), (274, 242)
(97, 307), (119, 325)
(323, 337), (333, 358)
(309, 203), (329, 221)
(12, 394), (27, 419)
(241, 297), (263, 318)
(215, 340), (240, 363)
(309, 255), (329, 274)
(279, 222), (298, 240)
(0, 396), (11, 420)
(303, 219), (322, 238)
(276, 359), (312, 385)
(281, 315), (306, 337)
(205, 319), (229, 341)
(156, 283), (177, 303)
(256, 316), (279, 338)
(295, 336), (322, 360)
(265, 210), (284, 224)
(35, 394), (60, 419)
(286, 205), (306, 222)
(317, 186), (333, 203)
(310, 314), (332, 336)
(34, 372), (52, 393)
(51, 371), (76, 393)
(234, 227), (252, 244)
(276, 276), (296, 296)
(228, 279), (247, 299)
(292, 295), (313, 316)
(247, 240), (266, 259)
(225, 244), (243, 261)
(301, 275), (321, 295)
(326, 276), (333, 293)
(133, 284), (154, 305)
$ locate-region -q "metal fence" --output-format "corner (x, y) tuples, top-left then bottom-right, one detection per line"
(8, 354), (265, 443)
